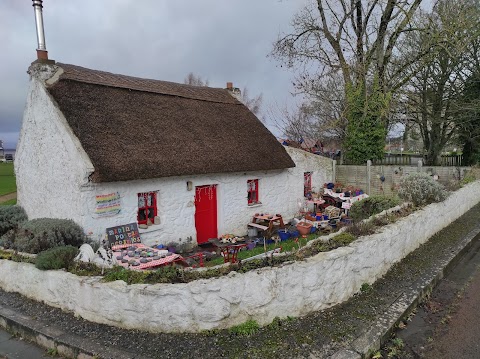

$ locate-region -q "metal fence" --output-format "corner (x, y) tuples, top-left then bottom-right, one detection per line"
(342, 154), (463, 167)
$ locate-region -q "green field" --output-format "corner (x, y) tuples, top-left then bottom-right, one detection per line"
(0, 198), (17, 205)
(0, 163), (16, 196)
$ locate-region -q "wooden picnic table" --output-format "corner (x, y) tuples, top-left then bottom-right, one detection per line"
(208, 238), (247, 264)
(249, 213), (285, 235)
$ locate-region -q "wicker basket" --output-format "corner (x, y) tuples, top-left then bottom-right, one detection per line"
(325, 205), (341, 218)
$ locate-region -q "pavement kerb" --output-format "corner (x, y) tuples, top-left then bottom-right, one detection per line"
(331, 222), (480, 359)
(0, 303), (150, 359)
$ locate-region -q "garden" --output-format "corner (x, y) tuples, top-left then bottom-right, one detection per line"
(0, 172), (461, 284)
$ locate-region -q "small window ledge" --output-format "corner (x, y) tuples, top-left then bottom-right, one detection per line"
(138, 225), (161, 234)
(248, 203), (263, 208)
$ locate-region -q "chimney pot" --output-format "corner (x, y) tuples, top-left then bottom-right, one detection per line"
(226, 82), (233, 90)
(32, 0), (53, 62)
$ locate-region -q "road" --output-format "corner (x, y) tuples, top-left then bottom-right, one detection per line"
(0, 327), (48, 359)
(392, 235), (480, 358)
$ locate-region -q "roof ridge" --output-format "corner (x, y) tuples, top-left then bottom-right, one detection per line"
(56, 63), (240, 105)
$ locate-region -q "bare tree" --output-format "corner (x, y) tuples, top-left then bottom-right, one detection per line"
(183, 72), (263, 116)
(269, 102), (316, 142)
(184, 72), (209, 87)
(240, 87), (263, 116)
(271, 1), (429, 162)
(273, 1), (425, 94)
(403, 0), (480, 165)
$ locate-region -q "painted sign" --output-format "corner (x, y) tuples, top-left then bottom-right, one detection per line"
(106, 223), (141, 247)
(95, 192), (121, 217)
(341, 202), (352, 209)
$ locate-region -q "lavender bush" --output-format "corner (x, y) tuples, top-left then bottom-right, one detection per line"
(398, 172), (448, 206)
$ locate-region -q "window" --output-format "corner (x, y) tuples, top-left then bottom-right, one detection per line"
(247, 179), (259, 205)
(137, 192), (157, 225)
(304, 172), (312, 197)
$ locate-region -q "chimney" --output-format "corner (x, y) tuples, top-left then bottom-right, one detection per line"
(32, 0), (54, 63)
(225, 82), (241, 99)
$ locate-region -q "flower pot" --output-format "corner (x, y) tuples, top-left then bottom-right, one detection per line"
(296, 222), (313, 236)
(278, 230), (290, 241)
(289, 230), (300, 238)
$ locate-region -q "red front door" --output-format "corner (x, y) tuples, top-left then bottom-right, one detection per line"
(195, 185), (218, 244)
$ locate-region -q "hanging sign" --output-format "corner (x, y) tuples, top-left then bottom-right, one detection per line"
(106, 223), (141, 247)
(95, 192), (121, 217)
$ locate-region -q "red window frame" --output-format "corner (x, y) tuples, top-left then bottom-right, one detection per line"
(304, 172), (312, 197)
(137, 192), (157, 225)
(247, 179), (259, 205)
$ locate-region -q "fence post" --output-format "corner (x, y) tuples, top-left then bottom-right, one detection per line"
(417, 159), (423, 172)
(367, 160), (372, 195)
(332, 159), (337, 183)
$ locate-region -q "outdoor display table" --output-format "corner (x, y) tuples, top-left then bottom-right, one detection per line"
(249, 213), (285, 236)
(112, 243), (183, 270)
(208, 239), (247, 264)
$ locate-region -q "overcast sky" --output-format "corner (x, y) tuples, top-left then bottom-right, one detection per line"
(0, 0), (311, 149)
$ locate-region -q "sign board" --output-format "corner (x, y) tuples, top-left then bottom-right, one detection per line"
(106, 223), (141, 247)
(95, 192), (121, 217)
(341, 202), (352, 209)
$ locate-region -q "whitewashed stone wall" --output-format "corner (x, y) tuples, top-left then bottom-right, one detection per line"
(1, 181), (479, 333)
(16, 64), (94, 220)
(16, 63), (334, 247)
(79, 147), (334, 246)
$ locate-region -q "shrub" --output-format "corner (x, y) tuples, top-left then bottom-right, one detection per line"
(349, 195), (401, 222)
(0, 206), (27, 237)
(7, 218), (86, 254)
(331, 232), (356, 246)
(35, 246), (79, 270)
(460, 172), (476, 186)
(229, 320), (260, 336)
(345, 222), (376, 237)
(398, 172), (448, 206)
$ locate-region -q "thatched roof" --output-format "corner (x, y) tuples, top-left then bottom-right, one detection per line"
(47, 63), (294, 183)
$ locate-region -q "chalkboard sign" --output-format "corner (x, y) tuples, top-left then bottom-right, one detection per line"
(106, 223), (141, 247)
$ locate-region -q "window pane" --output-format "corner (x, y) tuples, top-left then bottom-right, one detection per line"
(148, 208), (155, 219)
(147, 193), (154, 206)
(138, 209), (146, 221)
(138, 194), (145, 208)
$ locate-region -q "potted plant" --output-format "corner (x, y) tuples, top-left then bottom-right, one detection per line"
(296, 222), (313, 236)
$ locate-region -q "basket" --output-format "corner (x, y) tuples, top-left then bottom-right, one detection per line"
(325, 205), (340, 218)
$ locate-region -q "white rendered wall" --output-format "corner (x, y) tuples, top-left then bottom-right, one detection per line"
(15, 64), (93, 221)
(80, 147), (334, 247)
(1, 181), (479, 333)
(14, 63), (334, 247)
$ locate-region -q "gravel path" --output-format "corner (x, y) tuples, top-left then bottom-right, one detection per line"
(0, 192), (16, 203)
(2, 203), (480, 358)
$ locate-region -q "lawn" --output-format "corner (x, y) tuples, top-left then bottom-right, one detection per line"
(0, 163), (16, 196)
(207, 232), (321, 266)
(0, 198), (17, 205)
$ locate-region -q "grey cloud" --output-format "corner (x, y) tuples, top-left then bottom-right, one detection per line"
(0, 0), (308, 148)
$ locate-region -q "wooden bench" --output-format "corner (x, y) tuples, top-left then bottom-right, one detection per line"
(248, 223), (269, 231)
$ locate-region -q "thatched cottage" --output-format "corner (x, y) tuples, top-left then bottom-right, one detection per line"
(16, 62), (333, 246)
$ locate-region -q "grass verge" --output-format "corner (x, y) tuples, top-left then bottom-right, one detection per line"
(0, 163), (16, 196)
